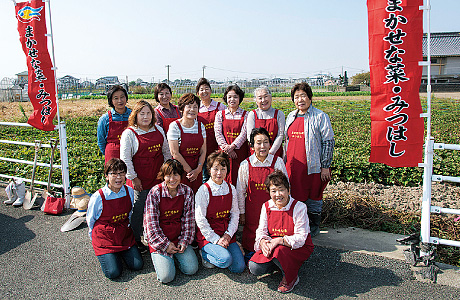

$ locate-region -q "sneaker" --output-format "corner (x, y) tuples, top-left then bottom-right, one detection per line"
(199, 250), (215, 269)
(277, 276), (299, 293)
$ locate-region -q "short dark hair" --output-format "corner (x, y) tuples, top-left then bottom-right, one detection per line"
(249, 127), (271, 148)
(104, 158), (127, 176)
(196, 78), (212, 94)
(291, 82), (313, 102)
(223, 84), (245, 105)
(264, 170), (290, 191)
(206, 150), (230, 176)
(178, 93), (200, 112)
(154, 83), (172, 102)
(157, 159), (185, 181)
(107, 85), (128, 109)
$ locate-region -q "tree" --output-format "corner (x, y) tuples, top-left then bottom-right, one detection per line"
(129, 81), (136, 87)
(351, 71), (370, 86)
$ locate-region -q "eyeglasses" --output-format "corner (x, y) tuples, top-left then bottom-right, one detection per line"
(108, 171), (126, 177)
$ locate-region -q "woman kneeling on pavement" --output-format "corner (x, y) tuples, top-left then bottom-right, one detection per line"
(143, 159), (198, 283)
(86, 158), (143, 279)
(195, 151), (245, 273)
(249, 170), (314, 293)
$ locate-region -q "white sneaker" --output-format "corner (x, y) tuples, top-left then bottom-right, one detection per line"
(199, 250), (215, 269)
(12, 197), (25, 206)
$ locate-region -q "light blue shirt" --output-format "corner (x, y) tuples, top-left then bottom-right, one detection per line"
(285, 105), (334, 175)
(97, 108), (132, 155)
(86, 184), (135, 239)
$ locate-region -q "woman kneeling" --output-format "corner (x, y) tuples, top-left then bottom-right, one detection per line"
(144, 159), (198, 283)
(249, 170), (314, 293)
(195, 151), (245, 273)
(87, 158), (143, 279)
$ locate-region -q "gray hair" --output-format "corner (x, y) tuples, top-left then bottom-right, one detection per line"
(253, 86), (271, 98)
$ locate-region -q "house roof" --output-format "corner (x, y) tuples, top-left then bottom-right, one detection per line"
(423, 32), (460, 57)
(16, 71), (28, 76)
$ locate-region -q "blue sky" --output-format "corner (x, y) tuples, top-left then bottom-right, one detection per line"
(1, 0), (458, 82)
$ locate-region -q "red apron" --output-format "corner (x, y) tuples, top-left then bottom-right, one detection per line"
(92, 186), (136, 256)
(242, 157), (276, 251)
(250, 200), (314, 283)
(148, 183), (185, 253)
(196, 182), (236, 249)
(177, 120), (204, 194)
(155, 105), (180, 134)
(286, 116), (328, 202)
(198, 102), (223, 157)
(126, 128), (164, 191)
(251, 109), (282, 157)
(222, 110), (249, 185)
(104, 110), (128, 164)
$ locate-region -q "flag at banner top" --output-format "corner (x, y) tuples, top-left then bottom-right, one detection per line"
(367, 0), (425, 167)
(15, 0), (57, 131)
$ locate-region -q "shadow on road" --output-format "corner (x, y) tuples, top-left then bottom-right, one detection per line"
(0, 213), (35, 255)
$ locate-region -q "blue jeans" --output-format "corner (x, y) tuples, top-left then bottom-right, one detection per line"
(201, 242), (245, 273)
(97, 246), (144, 279)
(150, 245), (198, 283)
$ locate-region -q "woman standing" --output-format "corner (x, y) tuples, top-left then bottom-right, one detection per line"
(196, 78), (226, 181)
(120, 100), (171, 249)
(214, 84), (249, 185)
(144, 159), (198, 283)
(97, 85), (131, 163)
(246, 86), (285, 157)
(168, 93), (206, 194)
(285, 82), (334, 237)
(87, 158), (143, 279)
(236, 128), (287, 259)
(195, 151), (245, 273)
(153, 83), (181, 134)
(249, 170), (314, 293)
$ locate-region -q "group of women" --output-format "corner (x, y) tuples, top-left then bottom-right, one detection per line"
(89, 79), (334, 293)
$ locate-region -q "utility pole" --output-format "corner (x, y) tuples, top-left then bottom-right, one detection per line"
(165, 65), (171, 84)
(202, 65), (206, 78)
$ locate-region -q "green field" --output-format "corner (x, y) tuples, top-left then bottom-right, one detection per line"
(1, 96), (459, 193)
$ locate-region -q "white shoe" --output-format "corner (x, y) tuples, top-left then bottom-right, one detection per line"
(199, 250), (215, 269)
(12, 182), (26, 207)
(4, 182), (18, 205)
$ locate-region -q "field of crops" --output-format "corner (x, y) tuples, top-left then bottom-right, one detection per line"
(0, 96), (459, 195)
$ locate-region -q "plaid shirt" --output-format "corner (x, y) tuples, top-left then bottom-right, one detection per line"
(143, 182), (195, 257)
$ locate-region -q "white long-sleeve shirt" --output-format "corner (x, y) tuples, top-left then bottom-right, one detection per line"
(120, 125), (171, 180)
(236, 154), (288, 214)
(195, 180), (239, 244)
(254, 196), (310, 251)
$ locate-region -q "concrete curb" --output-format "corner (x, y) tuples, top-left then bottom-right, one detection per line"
(313, 227), (460, 288)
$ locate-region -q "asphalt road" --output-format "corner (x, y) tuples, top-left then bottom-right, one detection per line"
(1, 187), (460, 300)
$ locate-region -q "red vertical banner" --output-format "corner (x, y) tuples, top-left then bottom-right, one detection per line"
(367, 0), (424, 167)
(16, 0), (57, 131)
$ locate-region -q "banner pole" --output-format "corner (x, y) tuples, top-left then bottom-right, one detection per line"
(44, 0), (60, 125)
(43, 0), (71, 204)
(420, 0), (433, 256)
